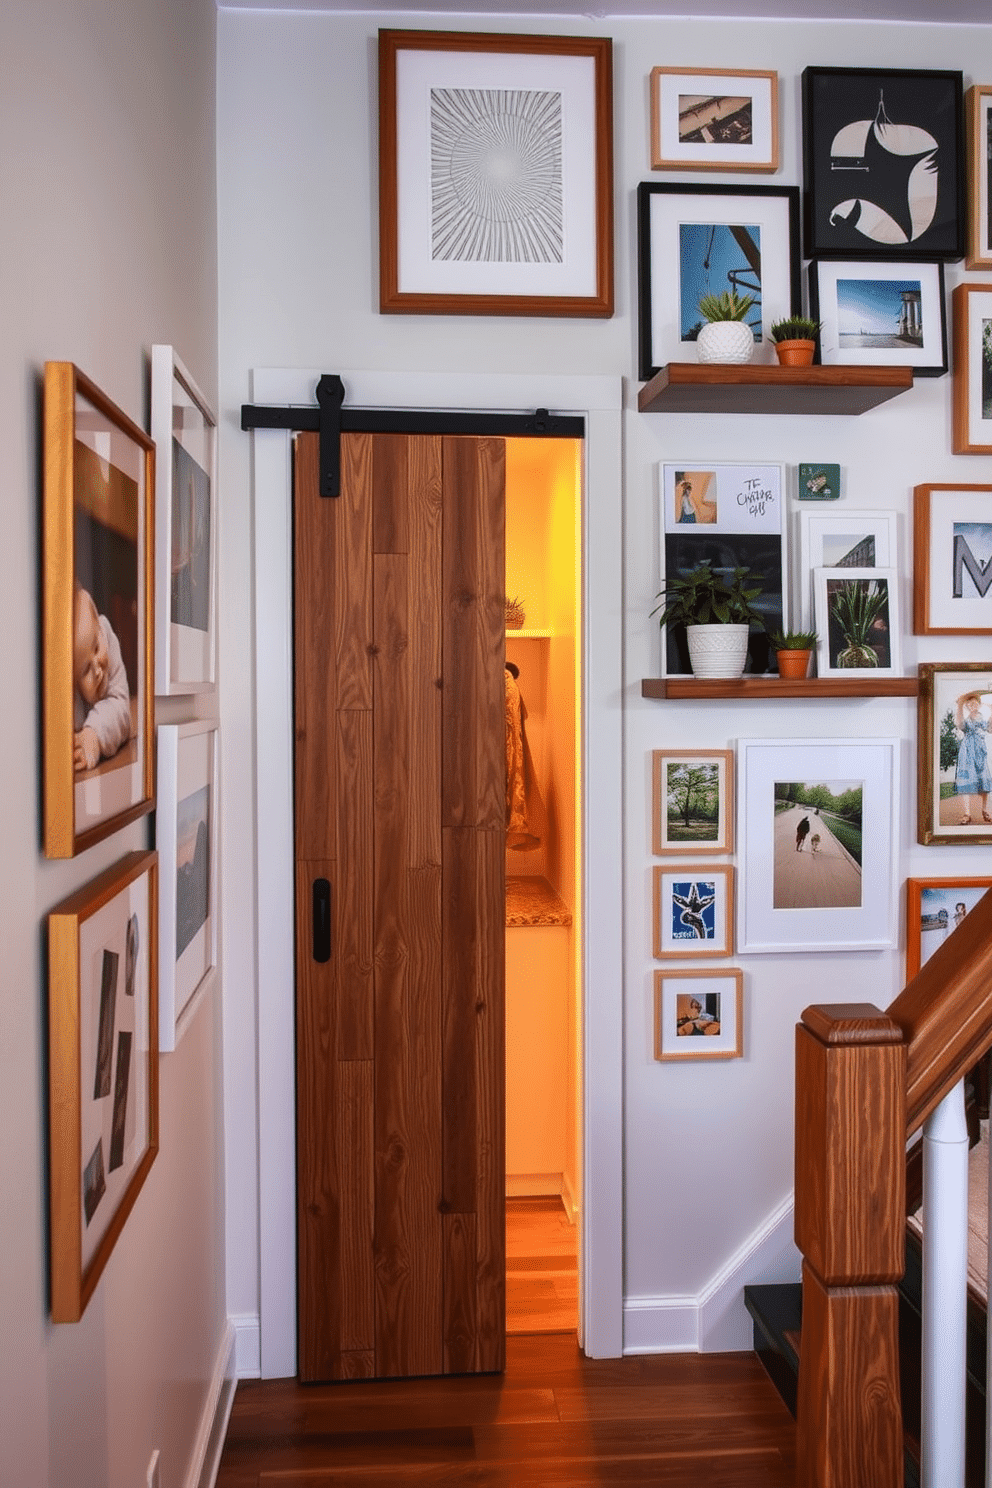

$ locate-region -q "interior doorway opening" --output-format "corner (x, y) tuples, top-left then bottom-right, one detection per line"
(503, 436), (583, 1338)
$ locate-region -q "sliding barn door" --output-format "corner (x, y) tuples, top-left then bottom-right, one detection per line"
(293, 429), (506, 1382)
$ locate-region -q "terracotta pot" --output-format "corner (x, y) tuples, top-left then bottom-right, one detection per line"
(776, 648), (812, 680)
(774, 339), (816, 367)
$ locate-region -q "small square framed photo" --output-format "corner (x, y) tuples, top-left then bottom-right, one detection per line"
(797, 508), (897, 631)
(654, 969), (744, 1062)
(918, 663), (992, 845)
(951, 284), (992, 454)
(652, 748), (733, 855)
(653, 863), (734, 959)
(801, 67), (964, 262)
(965, 85), (992, 269)
(738, 737), (899, 953)
(48, 850), (158, 1322)
(809, 260), (947, 377)
(813, 567), (901, 678)
(649, 68), (778, 173)
(156, 721), (219, 1051)
(913, 483), (992, 635)
(637, 182), (800, 380)
(905, 876), (992, 979)
(152, 346), (217, 694)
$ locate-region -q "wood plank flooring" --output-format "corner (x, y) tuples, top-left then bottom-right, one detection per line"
(506, 1196), (577, 1336)
(216, 1333), (797, 1487)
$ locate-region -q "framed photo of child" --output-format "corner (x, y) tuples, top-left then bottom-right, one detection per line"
(653, 968), (744, 1061)
(918, 663), (992, 845)
(905, 876), (992, 979)
(44, 364), (155, 857)
(151, 346), (217, 694)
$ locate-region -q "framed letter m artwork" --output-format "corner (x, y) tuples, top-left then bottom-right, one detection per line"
(914, 484), (992, 635)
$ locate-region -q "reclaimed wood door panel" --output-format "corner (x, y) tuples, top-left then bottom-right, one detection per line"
(294, 429), (505, 1382)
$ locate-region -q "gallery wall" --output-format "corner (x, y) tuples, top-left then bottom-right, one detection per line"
(216, 7), (992, 1355)
(0, 1), (226, 1484)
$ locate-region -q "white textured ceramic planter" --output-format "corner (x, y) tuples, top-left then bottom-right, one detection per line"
(686, 623), (749, 679)
(696, 320), (754, 365)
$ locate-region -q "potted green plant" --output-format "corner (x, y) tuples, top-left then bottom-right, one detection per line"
(652, 561), (765, 678)
(830, 579), (887, 668)
(768, 628), (818, 680)
(695, 290), (758, 366)
(769, 316), (822, 367)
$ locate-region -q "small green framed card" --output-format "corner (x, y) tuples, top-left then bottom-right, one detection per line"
(798, 463), (840, 501)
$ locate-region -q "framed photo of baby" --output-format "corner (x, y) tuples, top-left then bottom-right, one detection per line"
(918, 662), (992, 845)
(44, 364), (155, 857)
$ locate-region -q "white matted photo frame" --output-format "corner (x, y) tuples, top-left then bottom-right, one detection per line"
(48, 850), (158, 1322)
(905, 876), (992, 979)
(913, 483), (992, 635)
(653, 863), (734, 960)
(918, 662), (992, 846)
(813, 567), (901, 678)
(152, 346), (217, 694)
(652, 748), (733, 855)
(809, 259), (947, 377)
(649, 68), (778, 174)
(156, 720), (219, 1051)
(737, 738), (899, 953)
(659, 461), (786, 677)
(637, 182), (800, 380)
(653, 968), (744, 1061)
(43, 363), (155, 858)
(951, 284), (992, 454)
(965, 85), (992, 270)
(796, 508), (897, 632)
(378, 30), (614, 317)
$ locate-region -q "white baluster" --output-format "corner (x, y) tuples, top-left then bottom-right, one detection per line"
(922, 1078), (969, 1488)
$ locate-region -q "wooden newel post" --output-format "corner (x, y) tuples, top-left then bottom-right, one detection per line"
(795, 1003), (907, 1488)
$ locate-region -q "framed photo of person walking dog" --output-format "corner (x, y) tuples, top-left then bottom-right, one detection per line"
(653, 864), (734, 959)
(737, 737), (899, 953)
(918, 663), (992, 845)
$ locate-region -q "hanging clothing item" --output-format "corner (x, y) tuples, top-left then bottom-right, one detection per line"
(505, 666), (542, 851)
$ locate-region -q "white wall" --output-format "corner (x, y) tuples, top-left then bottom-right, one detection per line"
(216, 6), (992, 1353)
(0, 2), (227, 1483)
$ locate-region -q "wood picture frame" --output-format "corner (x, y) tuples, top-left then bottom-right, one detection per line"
(652, 748), (733, 855)
(913, 483), (992, 634)
(654, 968), (744, 1061)
(653, 863), (734, 960)
(43, 363), (155, 858)
(151, 345), (217, 694)
(965, 84), (992, 270)
(796, 508), (898, 632)
(801, 66), (964, 262)
(809, 259), (947, 377)
(48, 850), (158, 1322)
(905, 876), (992, 979)
(637, 181), (800, 381)
(918, 662), (992, 846)
(156, 721), (219, 1051)
(951, 283), (992, 454)
(378, 29), (614, 318)
(649, 67), (778, 173)
(737, 737), (899, 953)
(812, 567), (901, 678)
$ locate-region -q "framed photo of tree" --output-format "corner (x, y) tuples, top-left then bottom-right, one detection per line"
(652, 748), (733, 855)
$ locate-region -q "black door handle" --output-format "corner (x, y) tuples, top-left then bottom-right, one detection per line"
(313, 878), (331, 962)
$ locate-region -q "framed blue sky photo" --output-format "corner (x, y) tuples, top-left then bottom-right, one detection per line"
(810, 259), (946, 376)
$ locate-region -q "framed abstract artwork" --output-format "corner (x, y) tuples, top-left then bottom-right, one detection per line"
(48, 850), (158, 1321)
(652, 748), (733, 855)
(913, 483), (992, 634)
(378, 30), (614, 317)
(965, 85), (992, 269)
(43, 363), (155, 858)
(653, 863), (734, 960)
(801, 67), (964, 262)
(649, 68), (778, 173)
(905, 876), (992, 979)
(918, 663), (992, 846)
(809, 259), (947, 376)
(653, 968), (744, 1061)
(151, 345), (217, 694)
(951, 284), (992, 454)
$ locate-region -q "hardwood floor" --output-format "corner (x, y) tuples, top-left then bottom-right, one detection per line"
(506, 1196), (577, 1336)
(216, 1333), (797, 1487)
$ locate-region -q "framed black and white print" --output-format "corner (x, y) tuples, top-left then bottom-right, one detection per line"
(802, 67), (964, 262)
(378, 30), (614, 317)
(965, 85), (992, 270)
(637, 182), (800, 380)
(809, 260), (946, 376)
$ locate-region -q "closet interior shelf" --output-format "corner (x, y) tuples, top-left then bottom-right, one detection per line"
(506, 628), (553, 638)
(506, 876), (573, 928)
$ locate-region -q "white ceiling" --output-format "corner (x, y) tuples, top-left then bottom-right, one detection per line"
(219, 0), (991, 22)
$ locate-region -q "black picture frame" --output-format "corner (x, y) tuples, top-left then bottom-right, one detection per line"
(802, 67), (964, 263)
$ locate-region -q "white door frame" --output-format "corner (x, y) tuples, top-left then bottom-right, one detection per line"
(249, 367), (624, 1376)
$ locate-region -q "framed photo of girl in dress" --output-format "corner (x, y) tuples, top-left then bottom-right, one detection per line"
(905, 875), (992, 978)
(918, 663), (992, 845)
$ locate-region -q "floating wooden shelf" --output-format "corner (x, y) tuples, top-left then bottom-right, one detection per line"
(641, 676), (919, 700)
(637, 363), (914, 416)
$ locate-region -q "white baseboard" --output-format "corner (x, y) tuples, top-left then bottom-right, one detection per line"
(185, 1322), (237, 1488)
(622, 1195), (800, 1355)
(231, 1312), (261, 1380)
